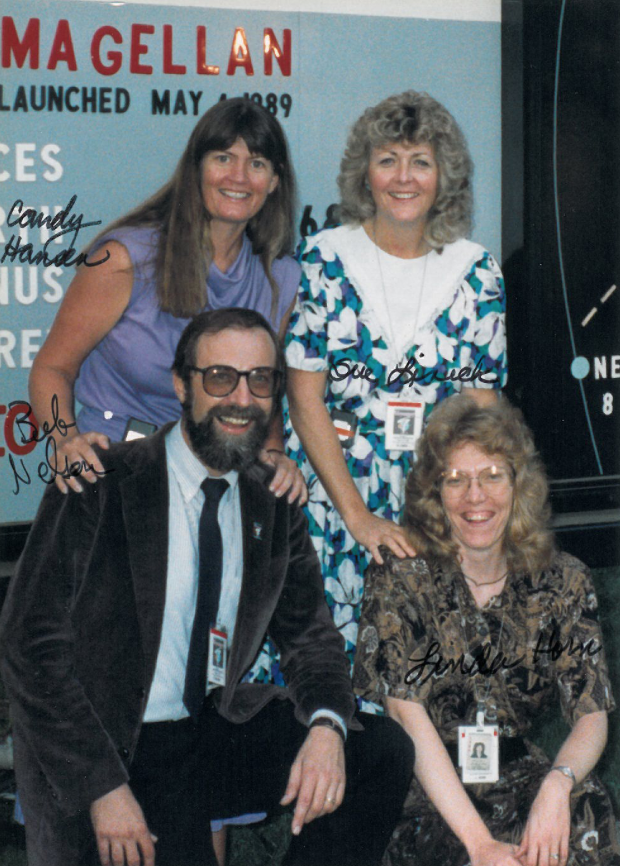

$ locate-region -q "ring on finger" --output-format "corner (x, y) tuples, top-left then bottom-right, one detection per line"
(551, 855), (559, 861)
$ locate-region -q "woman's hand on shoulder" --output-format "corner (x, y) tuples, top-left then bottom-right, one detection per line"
(515, 772), (572, 866)
(53, 431), (110, 494)
(345, 510), (416, 564)
(260, 449), (308, 505)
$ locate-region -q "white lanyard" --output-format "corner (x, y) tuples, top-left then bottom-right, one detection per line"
(372, 218), (429, 374)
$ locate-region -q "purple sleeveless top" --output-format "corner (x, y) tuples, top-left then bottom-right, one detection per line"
(75, 226), (300, 441)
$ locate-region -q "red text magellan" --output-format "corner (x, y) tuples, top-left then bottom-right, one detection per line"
(1, 17), (292, 77)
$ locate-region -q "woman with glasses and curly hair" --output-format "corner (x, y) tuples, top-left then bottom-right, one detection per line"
(282, 91), (507, 698)
(355, 395), (618, 866)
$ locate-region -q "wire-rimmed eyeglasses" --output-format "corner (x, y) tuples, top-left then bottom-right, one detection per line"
(439, 466), (513, 497)
(188, 365), (281, 398)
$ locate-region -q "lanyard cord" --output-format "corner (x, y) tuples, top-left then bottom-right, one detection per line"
(455, 572), (508, 724)
(372, 216), (429, 374)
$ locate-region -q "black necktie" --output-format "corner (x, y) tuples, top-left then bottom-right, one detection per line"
(183, 477), (229, 719)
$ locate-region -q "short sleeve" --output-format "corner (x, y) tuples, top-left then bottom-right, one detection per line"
(460, 251), (508, 390)
(353, 555), (438, 706)
(551, 557), (616, 725)
(284, 233), (344, 372)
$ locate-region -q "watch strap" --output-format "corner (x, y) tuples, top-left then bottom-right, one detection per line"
(309, 717), (346, 742)
(551, 764), (576, 786)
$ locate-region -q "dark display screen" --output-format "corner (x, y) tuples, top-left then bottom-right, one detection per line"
(503, 0), (620, 518)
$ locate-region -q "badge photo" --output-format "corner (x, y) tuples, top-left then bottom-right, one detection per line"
(458, 724), (499, 784)
(207, 627), (228, 688)
(385, 400), (424, 452)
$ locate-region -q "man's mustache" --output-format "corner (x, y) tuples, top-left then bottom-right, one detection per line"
(207, 404), (265, 424)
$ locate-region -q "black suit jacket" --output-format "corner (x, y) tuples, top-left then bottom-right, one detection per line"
(0, 424), (354, 863)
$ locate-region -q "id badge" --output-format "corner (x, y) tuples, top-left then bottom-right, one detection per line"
(331, 409), (358, 448)
(385, 400), (424, 451)
(457, 724), (499, 783)
(207, 627), (227, 688)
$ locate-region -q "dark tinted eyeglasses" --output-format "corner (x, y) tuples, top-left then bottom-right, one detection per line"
(188, 365), (281, 398)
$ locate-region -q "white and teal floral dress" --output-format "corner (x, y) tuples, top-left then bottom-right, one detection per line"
(247, 226), (507, 706)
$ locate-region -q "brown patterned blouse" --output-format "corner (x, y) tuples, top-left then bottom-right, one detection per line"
(354, 551), (619, 866)
(354, 550), (615, 741)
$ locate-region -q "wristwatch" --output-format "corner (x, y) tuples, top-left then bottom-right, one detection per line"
(551, 764), (576, 786)
(309, 717), (346, 742)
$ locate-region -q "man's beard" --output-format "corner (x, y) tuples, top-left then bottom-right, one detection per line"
(182, 399), (270, 473)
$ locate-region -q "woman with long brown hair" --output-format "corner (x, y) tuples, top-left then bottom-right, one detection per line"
(29, 97), (304, 502)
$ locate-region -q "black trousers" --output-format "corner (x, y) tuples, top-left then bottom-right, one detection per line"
(128, 696), (414, 866)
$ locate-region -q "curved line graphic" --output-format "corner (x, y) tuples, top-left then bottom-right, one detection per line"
(552, 0), (604, 474)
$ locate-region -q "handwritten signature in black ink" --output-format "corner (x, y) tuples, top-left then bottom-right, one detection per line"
(532, 629), (602, 663)
(328, 356), (499, 386)
(404, 629), (602, 688)
(8, 396), (113, 495)
(404, 641), (523, 688)
(1, 195), (110, 269)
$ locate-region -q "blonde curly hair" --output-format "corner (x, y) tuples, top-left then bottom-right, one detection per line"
(403, 395), (556, 575)
(337, 90), (473, 249)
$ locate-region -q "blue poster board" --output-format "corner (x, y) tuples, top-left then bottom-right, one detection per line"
(0, 0), (501, 522)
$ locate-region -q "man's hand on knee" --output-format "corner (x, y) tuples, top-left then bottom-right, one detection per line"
(280, 726), (346, 836)
(90, 783), (157, 866)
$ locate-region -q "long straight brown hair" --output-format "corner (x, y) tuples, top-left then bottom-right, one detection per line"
(93, 98), (297, 320)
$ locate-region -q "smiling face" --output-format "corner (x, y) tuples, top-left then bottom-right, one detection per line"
(367, 140), (438, 233)
(173, 327), (276, 474)
(200, 137), (279, 228)
(441, 442), (514, 567)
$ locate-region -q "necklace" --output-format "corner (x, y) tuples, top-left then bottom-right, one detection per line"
(462, 570), (509, 588)
(372, 217), (429, 371)
(457, 566), (509, 724)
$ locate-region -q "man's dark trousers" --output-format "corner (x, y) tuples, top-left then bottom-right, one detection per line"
(125, 696), (413, 866)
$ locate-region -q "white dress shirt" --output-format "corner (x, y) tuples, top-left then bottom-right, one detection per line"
(144, 422), (242, 722)
(143, 421), (345, 736)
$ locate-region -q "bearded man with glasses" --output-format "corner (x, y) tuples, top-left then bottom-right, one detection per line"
(0, 307), (413, 866)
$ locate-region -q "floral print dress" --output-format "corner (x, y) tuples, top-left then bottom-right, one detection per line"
(354, 551), (619, 865)
(245, 226), (507, 699)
